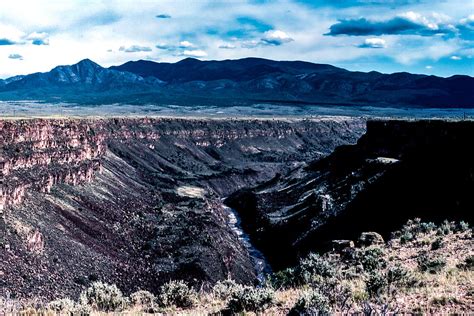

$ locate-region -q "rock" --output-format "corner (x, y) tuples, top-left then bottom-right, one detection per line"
(331, 239), (354, 252)
(358, 232), (384, 247)
(341, 247), (357, 261)
(27, 230), (45, 254)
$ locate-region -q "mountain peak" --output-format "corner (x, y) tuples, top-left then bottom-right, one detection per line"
(177, 57), (201, 64)
(75, 58), (102, 69)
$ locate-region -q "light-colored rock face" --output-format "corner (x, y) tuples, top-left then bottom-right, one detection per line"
(0, 120), (107, 209)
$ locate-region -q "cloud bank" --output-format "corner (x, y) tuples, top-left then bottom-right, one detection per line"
(0, 0), (472, 78)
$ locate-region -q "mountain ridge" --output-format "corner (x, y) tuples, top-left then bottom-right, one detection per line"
(0, 58), (472, 107)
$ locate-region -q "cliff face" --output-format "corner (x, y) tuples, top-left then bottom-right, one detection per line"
(1, 117), (364, 210)
(227, 120), (474, 269)
(0, 120), (106, 209)
(0, 117), (364, 299)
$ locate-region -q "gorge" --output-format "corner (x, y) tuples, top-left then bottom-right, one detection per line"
(0, 117), (364, 299)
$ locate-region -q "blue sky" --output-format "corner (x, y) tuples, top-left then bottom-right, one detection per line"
(0, 0), (473, 78)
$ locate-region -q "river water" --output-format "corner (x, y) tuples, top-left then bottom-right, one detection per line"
(222, 205), (272, 284)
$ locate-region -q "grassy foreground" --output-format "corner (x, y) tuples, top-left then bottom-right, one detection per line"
(2, 219), (472, 315)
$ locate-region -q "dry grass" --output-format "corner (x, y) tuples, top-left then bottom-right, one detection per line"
(2, 220), (472, 315)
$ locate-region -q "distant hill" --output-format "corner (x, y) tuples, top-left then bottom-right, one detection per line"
(0, 57), (472, 107)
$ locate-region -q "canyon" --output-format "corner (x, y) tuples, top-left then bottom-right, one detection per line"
(227, 120), (474, 269)
(0, 117), (365, 300)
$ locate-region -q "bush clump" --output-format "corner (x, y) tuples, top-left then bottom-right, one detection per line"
(130, 290), (157, 312)
(297, 253), (336, 284)
(417, 255), (446, 274)
(158, 280), (197, 308)
(356, 247), (386, 272)
(269, 268), (298, 289)
(80, 281), (128, 312)
(289, 289), (330, 315)
(212, 279), (243, 300)
(393, 218), (437, 243)
(431, 237), (444, 250)
(227, 286), (275, 313)
(457, 255), (474, 271)
(386, 265), (409, 286)
(366, 272), (388, 297)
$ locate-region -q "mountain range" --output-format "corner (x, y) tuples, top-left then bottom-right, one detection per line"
(0, 57), (472, 107)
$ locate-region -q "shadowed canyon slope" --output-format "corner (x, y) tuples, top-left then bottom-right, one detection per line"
(227, 120), (474, 270)
(1, 58), (473, 107)
(0, 117), (365, 299)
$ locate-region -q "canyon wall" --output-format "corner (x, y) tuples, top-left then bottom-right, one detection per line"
(0, 117), (365, 299)
(227, 120), (474, 269)
(1, 117), (364, 210)
(0, 120), (106, 209)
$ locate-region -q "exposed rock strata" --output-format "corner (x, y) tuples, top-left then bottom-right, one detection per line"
(0, 117), (365, 300)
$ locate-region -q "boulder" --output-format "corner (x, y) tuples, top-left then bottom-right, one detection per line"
(358, 232), (384, 247)
(331, 239), (355, 252)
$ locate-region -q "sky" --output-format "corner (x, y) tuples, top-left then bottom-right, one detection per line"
(0, 0), (473, 79)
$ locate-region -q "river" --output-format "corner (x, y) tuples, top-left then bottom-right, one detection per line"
(222, 205), (272, 284)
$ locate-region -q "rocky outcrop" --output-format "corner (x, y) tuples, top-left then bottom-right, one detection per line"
(0, 120), (106, 209)
(1, 117), (364, 210)
(227, 120), (474, 269)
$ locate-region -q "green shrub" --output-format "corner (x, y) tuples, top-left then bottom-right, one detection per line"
(130, 290), (157, 312)
(457, 255), (474, 271)
(386, 265), (409, 286)
(270, 268), (298, 289)
(457, 221), (470, 232)
(72, 303), (93, 315)
(436, 220), (457, 236)
(417, 255), (446, 274)
(431, 237), (444, 250)
(289, 289), (330, 315)
(366, 272), (387, 297)
(227, 286), (275, 313)
(212, 279), (243, 300)
(393, 218), (436, 241)
(158, 280), (197, 308)
(420, 221), (437, 233)
(400, 232), (415, 244)
(80, 281), (128, 312)
(356, 247), (386, 272)
(386, 265), (420, 290)
(297, 253), (336, 284)
(47, 298), (77, 313)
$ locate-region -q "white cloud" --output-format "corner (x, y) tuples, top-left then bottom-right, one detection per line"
(359, 38), (386, 48)
(179, 41), (194, 48)
(425, 65), (433, 69)
(450, 55), (461, 60)
(399, 11), (452, 31)
(180, 49), (208, 57)
(261, 30), (294, 45)
(459, 14), (474, 25)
